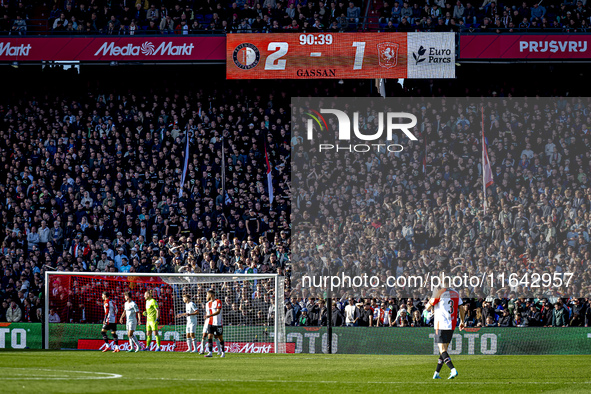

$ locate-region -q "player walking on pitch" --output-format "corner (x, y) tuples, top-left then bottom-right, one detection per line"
(176, 294), (199, 352)
(199, 316), (222, 355)
(204, 290), (225, 358)
(426, 287), (465, 380)
(120, 291), (142, 352)
(143, 290), (162, 351)
(101, 291), (119, 353)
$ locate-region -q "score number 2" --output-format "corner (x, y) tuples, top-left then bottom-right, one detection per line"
(265, 42), (288, 70)
(264, 41), (367, 71)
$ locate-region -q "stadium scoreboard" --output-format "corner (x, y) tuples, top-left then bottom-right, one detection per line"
(226, 33), (455, 80)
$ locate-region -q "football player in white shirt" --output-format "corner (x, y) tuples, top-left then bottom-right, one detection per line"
(426, 287), (466, 380)
(176, 294), (199, 353)
(204, 290), (225, 358)
(119, 291), (142, 352)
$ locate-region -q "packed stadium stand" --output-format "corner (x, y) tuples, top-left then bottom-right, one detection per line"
(1, 0), (590, 34)
(0, 60), (590, 331)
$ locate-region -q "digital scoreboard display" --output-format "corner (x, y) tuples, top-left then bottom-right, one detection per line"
(226, 33), (455, 79)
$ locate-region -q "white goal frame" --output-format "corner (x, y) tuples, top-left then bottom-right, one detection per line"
(44, 272), (284, 352)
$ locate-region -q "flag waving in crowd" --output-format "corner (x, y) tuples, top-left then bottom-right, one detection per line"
(423, 136), (427, 175)
(265, 144), (274, 204)
(481, 107), (494, 214)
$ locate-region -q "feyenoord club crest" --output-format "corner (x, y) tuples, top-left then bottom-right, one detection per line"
(377, 42), (399, 69)
(232, 43), (261, 70)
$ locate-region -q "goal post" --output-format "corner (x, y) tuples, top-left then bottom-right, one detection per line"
(44, 272), (286, 353)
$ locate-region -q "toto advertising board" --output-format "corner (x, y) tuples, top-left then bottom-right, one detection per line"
(6, 323), (591, 354)
(0, 37), (225, 62)
(46, 324), (591, 354)
(0, 323), (42, 349)
(287, 327), (591, 355)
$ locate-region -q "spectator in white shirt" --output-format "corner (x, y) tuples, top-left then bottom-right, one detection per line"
(344, 298), (360, 326)
(48, 309), (61, 323)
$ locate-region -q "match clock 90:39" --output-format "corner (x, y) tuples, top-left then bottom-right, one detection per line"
(227, 33), (410, 80)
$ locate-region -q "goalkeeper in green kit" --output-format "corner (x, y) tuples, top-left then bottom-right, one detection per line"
(143, 290), (161, 351)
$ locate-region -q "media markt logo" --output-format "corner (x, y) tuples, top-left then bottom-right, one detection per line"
(94, 41), (195, 57)
(140, 42), (155, 55)
(305, 108), (417, 153)
(0, 42), (31, 56)
(413, 44), (452, 65)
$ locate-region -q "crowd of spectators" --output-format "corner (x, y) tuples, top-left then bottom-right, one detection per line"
(0, 73), (292, 323)
(0, 1), (29, 35)
(0, 0), (367, 35)
(377, 0), (591, 33)
(1, 65), (590, 332)
(2, 0), (591, 35)
(289, 97), (591, 329)
(285, 295), (591, 327)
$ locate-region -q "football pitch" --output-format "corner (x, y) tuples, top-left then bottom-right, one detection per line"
(1, 352), (590, 393)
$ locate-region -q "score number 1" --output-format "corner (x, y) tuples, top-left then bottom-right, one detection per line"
(264, 41), (366, 71)
(352, 42), (365, 70)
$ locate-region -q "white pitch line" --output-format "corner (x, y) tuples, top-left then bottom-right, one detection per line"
(134, 377), (591, 385)
(1, 368), (122, 380)
(246, 356), (333, 360)
(2, 373), (66, 377)
(3, 377), (119, 381)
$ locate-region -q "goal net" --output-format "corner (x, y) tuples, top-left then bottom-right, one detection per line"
(45, 272), (286, 354)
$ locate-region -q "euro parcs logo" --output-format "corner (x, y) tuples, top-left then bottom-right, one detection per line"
(412, 45), (452, 65)
(305, 109), (418, 153)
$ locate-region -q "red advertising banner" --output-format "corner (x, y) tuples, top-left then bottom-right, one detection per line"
(79, 339), (296, 353)
(460, 34), (591, 59)
(0, 36), (225, 61)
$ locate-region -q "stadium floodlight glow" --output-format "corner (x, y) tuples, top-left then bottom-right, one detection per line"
(44, 272), (286, 353)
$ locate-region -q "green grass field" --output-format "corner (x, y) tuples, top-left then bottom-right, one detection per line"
(1, 352), (590, 393)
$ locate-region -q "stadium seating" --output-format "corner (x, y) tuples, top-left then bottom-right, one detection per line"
(1, 0), (589, 35)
